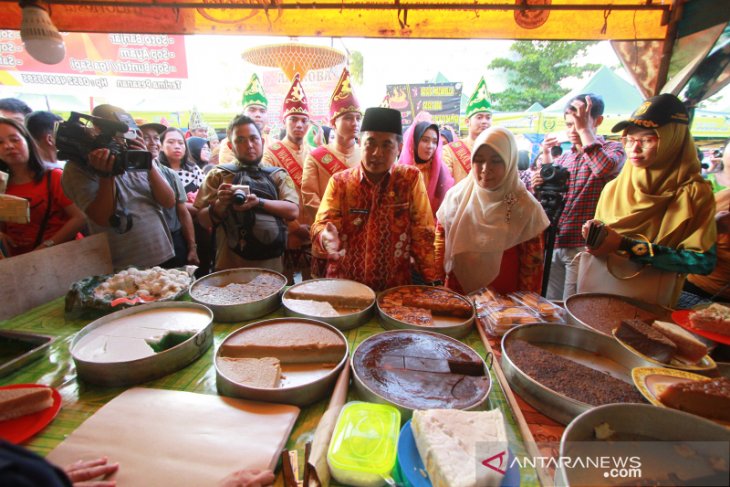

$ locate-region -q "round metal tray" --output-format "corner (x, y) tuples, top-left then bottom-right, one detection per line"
(557, 404), (730, 486)
(377, 285), (475, 339)
(282, 278), (375, 330)
(189, 267), (286, 323)
(352, 329), (491, 420)
(71, 301), (214, 387)
(215, 318), (349, 407)
(501, 324), (656, 425)
(565, 292), (672, 336)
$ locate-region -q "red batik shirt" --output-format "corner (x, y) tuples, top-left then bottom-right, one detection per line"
(311, 164), (437, 291)
(555, 138), (625, 248)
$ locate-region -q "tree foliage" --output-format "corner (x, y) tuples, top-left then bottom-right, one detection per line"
(488, 41), (601, 111)
(349, 51), (364, 85)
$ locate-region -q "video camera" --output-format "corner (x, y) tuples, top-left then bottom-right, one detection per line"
(535, 163), (570, 222)
(55, 111), (152, 176)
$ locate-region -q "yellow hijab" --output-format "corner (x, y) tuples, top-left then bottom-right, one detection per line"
(595, 123), (716, 251)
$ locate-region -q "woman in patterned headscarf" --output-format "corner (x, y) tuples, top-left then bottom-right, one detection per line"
(435, 127), (549, 294)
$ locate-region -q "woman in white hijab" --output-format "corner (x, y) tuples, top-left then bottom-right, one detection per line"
(435, 127), (550, 294)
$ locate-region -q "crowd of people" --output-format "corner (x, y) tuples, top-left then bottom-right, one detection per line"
(1, 69), (729, 311)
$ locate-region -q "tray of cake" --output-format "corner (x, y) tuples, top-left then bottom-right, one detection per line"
(70, 302), (214, 387)
(189, 268), (287, 322)
(65, 266), (196, 318)
(470, 288), (566, 337)
(351, 330), (491, 419)
(501, 324), (655, 425)
(215, 318), (348, 406)
(612, 319), (716, 371)
(377, 286), (475, 338)
(632, 367), (730, 426)
(565, 292), (672, 337)
(672, 303), (730, 345)
(557, 403), (730, 487)
(282, 278), (375, 330)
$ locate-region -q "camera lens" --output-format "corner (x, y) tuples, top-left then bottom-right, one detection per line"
(233, 189), (246, 205)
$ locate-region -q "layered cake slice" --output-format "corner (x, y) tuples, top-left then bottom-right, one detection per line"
(615, 319), (677, 363)
(216, 357), (282, 388)
(0, 387), (54, 421)
(219, 322), (346, 363)
(659, 377), (730, 422)
(651, 321), (708, 363)
(286, 280), (374, 308)
(689, 304), (730, 336)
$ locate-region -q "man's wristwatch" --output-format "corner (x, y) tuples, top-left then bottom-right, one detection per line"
(42, 239), (55, 248)
(257, 198), (266, 210)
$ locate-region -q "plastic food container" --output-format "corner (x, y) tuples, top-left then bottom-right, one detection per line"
(327, 401), (401, 487)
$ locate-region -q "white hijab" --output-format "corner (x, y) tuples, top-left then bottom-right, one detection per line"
(436, 127), (549, 293)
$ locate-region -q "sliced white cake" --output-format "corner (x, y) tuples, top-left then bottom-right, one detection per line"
(412, 409), (508, 487)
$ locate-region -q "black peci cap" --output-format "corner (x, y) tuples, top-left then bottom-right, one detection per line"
(612, 93), (689, 133)
(360, 107), (402, 135)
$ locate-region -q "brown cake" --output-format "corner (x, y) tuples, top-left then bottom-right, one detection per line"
(380, 287), (473, 326)
(659, 377), (730, 422)
(505, 339), (646, 406)
(615, 319), (677, 364)
(567, 295), (662, 335)
(651, 320), (708, 363)
(219, 322), (346, 363)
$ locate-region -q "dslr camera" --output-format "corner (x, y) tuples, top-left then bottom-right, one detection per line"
(55, 111), (152, 176)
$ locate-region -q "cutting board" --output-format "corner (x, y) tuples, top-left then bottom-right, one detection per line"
(47, 388), (299, 486)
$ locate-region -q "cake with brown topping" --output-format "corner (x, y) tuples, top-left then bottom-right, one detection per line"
(615, 319), (677, 364)
(505, 339), (645, 406)
(659, 377), (730, 422)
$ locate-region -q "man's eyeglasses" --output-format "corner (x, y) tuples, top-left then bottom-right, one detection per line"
(621, 136), (659, 148)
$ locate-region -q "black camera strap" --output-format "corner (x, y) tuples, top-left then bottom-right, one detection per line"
(108, 179), (133, 234)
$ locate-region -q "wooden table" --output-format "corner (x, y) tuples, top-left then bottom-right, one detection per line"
(1, 297), (561, 486)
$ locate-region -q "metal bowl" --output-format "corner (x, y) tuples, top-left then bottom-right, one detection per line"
(215, 318), (349, 407)
(282, 278), (375, 330)
(557, 404), (730, 486)
(377, 285), (475, 339)
(565, 292), (673, 336)
(501, 324), (656, 425)
(71, 301), (214, 387)
(351, 329), (491, 420)
(189, 267), (286, 323)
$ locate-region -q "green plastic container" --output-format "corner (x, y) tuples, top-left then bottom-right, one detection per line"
(327, 401), (401, 487)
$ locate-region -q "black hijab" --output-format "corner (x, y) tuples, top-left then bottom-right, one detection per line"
(186, 136), (209, 169)
(413, 122), (439, 164)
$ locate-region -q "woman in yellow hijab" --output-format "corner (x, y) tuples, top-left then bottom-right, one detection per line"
(582, 94), (717, 286)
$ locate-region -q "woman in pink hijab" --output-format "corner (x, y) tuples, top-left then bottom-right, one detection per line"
(398, 121), (454, 215)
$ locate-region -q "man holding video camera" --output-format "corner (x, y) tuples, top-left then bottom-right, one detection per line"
(532, 93), (625, 300)
(61, 104), (176, 270)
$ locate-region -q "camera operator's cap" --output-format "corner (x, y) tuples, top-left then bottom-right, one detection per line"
(360, 107), (402, 135)
(611, 94), (689, 133)
(465, 76), (492, 119)
(282, 73), (310, 120)
(92, 104), (137, 139)
(242, 73), (268, 110)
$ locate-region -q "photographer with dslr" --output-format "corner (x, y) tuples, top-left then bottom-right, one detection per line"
(62, 104), (176, 270)
(195, 114), (298, 273)
(531, 93), (625, 300)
